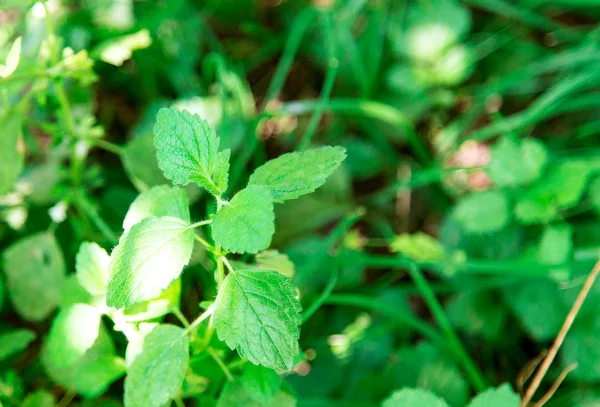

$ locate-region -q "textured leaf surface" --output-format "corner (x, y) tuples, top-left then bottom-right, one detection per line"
(0, 111), (24, 195)
(123, 185), (190, 232)
(248, 146), (346, 203)
(106, 217), (194, 309)
(3, 233), (65, 321)
(242, 364), (283, 405)
(255, 250), (295, 278)
(212, 186), (274, 254)
(0, 329), (36, 362)
(382, 388), (449, 407)
(124, 324), (189, 407)
(44, 304), (102, 369)
(76, 242), (111, 296)
(467, 384), (520, 407)
(154, 107), (228, 195)
(214, 270), (301, 371)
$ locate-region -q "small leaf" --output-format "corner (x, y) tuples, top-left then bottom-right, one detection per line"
(43, 304), (101, 369)
(214, 269), (302, 371)
(487, 137), (548, 187)
(382, 388), (449, 407)
(22, 390), (55, 407)
(248, 146), (347, 203)
(467, 384), (520, 407)
(123, 185), (190, 232)
(0, 36), (22, 78)
(255, 250), (295, 278)
(242, 364), (283, 405)
(0, 329), (36, 362)
(212, 186), (275, 254)
(124, 324), (189, 407)
(153, 107), (229, 195)
(3, 233), (65, 321)
(454, 191), (509, 234)
(390, 232), (446, 262)
(0, 110), (24, 195)
(76, 242), (111, 296)
(106, 217), (194, 309)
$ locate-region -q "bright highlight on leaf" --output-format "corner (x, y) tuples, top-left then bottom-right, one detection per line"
(466, 384), (520, 407)
(122, 185), (190, 232)
(248, 146), (347, 203)
(124, 324), (189, 407)
(76, 242), (111, 296)
(212, 185), (275, 254)
(153, 107), (230, 195)
(106, 216), (195, 309)
(214, 269), (302, 371)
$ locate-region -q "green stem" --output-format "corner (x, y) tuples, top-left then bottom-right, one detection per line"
(302, 260), (339, 322)
(207, 347), (234, 382)
(189, 219), (213, 229)
(405, 261), (487, 392)
(298, 11), (338, 151)
(186, 305), (214, 333)
(75, 194), (118, 245)
(216, 256), (226, 288)
(171, 307), (190, 328)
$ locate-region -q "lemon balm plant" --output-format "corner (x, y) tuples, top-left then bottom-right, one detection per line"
(40, 107), (346, 407)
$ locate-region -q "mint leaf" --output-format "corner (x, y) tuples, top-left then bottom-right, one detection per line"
(454, 191), (509, 234)
(242, 364), (283, 405)
(214, 269), (302, 371)
(153, 107), (229, 195)
(124, 324), (189, 407)
(3, 233), (65, 321)
(467, 384), (520, 407)
(123, 185), (190, 232)
(76, 242), (111, 296)
(248, 146), (347, 203)
(0, 329), (36, 362)
(487, 137), (548, 187)
(0, 110), (24, 195)
(43, 304), (101, 369)
(212, 186), (275, 254)
(106, 217), (194, 309)
(382, 388), (449, 407)
(255, 250), (295, 278)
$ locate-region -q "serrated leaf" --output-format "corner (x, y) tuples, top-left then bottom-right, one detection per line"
(212, 186), (274, 254)
(124, 324), (189, 407)
(467, 384), (520, 407)
(154, 107), (229, 195)
(43, 304), (101, 369)
(454, 191), (509, 234)
(123, 185), (190, 232)
(248, 146), (347, 203)
(382, 388), (449, 407)
(487, 137), (548, 187)
(214, 149), (231, 194)
(214, 269), (302, 371)
(3, 233), (65, 321)
(122, 278), (181, 322)
(76, 242), (111, 296)
(0, 329), (36, 362)
(106, 217), (194, 309)
(242, 364), (283, 405)
(0, 111), (24, 195)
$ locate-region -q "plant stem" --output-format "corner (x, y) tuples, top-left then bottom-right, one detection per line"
(189, 219), (213, 229)
(171, 307), (190, 328)
(520, 259), (600, 407)
(207, 347), (234, 382)
(186, 305), (214, 333)
(216, 256), (226, 288)
(405, 261), (487, 392)
(302, 259), (339, 322)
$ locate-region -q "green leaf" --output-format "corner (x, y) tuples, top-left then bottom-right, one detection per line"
(217, 380), (296, 407)
(417, 362), (469, 407)
(0, 36), (22, 78)
(43, 304), (102, 369)
(123, 130), (170, 191)
(22, 390), (55, 407)
(123, 185), (190, 232)
(454, 191), (509, 234)
(255, 250), (295, 278)
(588, 176), (600, 216)
(0, 110), (24, 195)
(106, 217), (194, 309)
(487, 137), (548, 187)
(212, 186), (275, 254)
(3, 233), (65, 321)
(390, 233), (446, 262)
(153, 107), (229, 195)
(467, 384), (520, 407)
(124, 324), (189, 407)
(122, 278), (182, 322)
(248, 146), (347, 203)
(214, 269), (302, 371)
(76, 242), (111, 296)
(0, 329), (36, 362)
(242, 365), (283, 405)
(382, 388), (449, 407)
